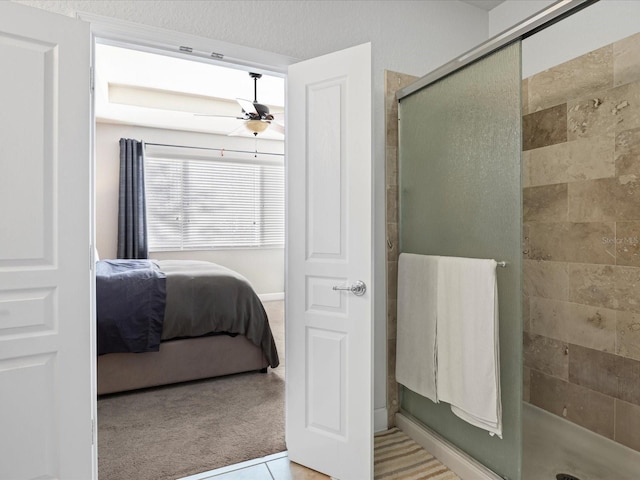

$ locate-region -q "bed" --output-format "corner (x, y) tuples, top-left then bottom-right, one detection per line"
(96, 259), (279, 395)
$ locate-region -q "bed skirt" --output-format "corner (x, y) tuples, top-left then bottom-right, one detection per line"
(97, 334), (268, 395)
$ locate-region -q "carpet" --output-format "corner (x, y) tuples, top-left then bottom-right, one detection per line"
(97, 300), (286, 480)
(374, 428), (460, 480)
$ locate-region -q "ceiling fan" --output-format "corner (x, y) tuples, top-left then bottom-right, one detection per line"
(197, 72), (285, 137)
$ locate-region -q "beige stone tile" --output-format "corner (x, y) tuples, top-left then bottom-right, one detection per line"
(527, 221), (616, 264)
(523, 366), (531, 403)
(615, 177), (640, 222)
(566, 302), (617, 352)
(527, 135), (615, 187)
(386, 185), (398, 224)
(529, 297), (569, 341)
(387, 354), (399, 423)
(567, 81), (640, 142)
(614, 81), (640, 133)
(386, 298), (397, 341)
(523, 104), (567, 151)
(567, 178), (618, 222)
(615, 399), (640, 451)
(568, 344), (619, 397)
(568, 263), (617, 310)
(523, 331), (569, 379)
(617, 310), (640, 361)
(523, 183), (568, 223)
(386, 222), (398, 262)
(615, 127), (640, 178)
(522, 149), (531, 188)
(529, 45), (613, 113)
(567, 91), (617, 141)
(385, 146), (398, 187)
(385, 98), (398, 125)
(523, 294), (531, 332)
(523, 260), (569, 301)
(616, 222), (640, 267)
(386, 116), (398, 148)
(385, 70), (418, 96)
(568, 176), (640, 223)
(615, 266), (640, 313)
(614, 32), (640, 87)
(387, 337), (397, 390)
(387, 260), (398, 301)
(618, 356), (640, 406)
(529, 297), (616, 352)
(267, 457), (330, 480)
(530, 370), (615, 439)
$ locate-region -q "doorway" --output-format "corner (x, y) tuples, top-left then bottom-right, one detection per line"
(93, 40), (288, 480)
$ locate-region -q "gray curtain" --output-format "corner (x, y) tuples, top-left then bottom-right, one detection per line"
(117, 138), (148, 259)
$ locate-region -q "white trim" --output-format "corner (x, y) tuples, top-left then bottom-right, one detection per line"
(395, 413), (503, 480)
(374, 408), (388, 433)
(77, 11), (298, 75)
(258, 292), (285, 302)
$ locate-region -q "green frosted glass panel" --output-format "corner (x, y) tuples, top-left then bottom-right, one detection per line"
(398, 42), (522, 480)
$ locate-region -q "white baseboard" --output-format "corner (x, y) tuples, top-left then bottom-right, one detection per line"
(395, 413), (503, 480)
(374, 407), (388, 433)
(258, 292), (284, 302)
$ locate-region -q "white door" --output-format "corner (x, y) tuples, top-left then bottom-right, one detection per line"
(286, 43), (373, 480)
(0, 3), (94, 480)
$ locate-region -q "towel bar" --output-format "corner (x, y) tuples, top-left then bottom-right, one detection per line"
(497, 261), (507, 267)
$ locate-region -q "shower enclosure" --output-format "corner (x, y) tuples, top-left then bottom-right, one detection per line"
(521, 14), (640, 480)
(387, 1), (640, 479)
(398, 41), (522, 479)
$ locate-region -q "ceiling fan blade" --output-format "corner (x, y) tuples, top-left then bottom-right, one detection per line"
(271, 111), (285, 122)
(194, 113), (245, 118)
(236, 98), (258, 115)
(269, 122), (285, 135)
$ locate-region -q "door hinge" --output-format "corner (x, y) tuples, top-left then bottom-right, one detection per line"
(90, 66), (95, 93)
(91, 418), (95, 444)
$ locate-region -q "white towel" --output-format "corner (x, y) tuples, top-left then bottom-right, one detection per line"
(395, 253), (439, 402)
(436, 256), (502, 438)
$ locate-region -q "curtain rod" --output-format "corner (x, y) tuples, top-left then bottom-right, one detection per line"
(144, 142), (284, 157)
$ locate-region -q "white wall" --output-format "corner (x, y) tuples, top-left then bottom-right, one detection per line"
(16, 0), (491, 421)
(491, 0), (640, 78)
(488, 0), (555, 37)
(96, 122), (285, 295)
(522, 0), (640, 78)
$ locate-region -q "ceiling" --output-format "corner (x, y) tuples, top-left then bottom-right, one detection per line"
(94, 43), (286, 140)
(461, 0), (506, 11)
(95, 1), (504, 138)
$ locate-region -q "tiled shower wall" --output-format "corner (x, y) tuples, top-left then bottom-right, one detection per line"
(523, 32), (640, 452)
(385, 70), (417, 428)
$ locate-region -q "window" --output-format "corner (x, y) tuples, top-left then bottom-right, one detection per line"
(145, 151), (284, 251)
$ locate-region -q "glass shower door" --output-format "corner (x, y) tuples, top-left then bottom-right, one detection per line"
(398, 41), (522, 479)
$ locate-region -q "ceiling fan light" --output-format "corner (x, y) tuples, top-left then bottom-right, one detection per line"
(246, 119), (269, 134)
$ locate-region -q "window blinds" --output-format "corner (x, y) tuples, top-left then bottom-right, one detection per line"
(145, 155), (284, 250)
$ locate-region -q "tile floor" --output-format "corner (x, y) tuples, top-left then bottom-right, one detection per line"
(179, 452), (329, 480)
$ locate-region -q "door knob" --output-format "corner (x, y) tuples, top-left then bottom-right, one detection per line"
(332, 280), (366, 296)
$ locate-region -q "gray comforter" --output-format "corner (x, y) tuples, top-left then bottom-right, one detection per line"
(157, 260), (279, 368)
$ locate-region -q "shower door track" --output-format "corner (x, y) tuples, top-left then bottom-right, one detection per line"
(396, 0), (597, 100)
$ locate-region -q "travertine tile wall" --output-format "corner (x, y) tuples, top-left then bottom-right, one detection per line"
(523, 31), (640, 452)
(385, 70), (417, 428)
